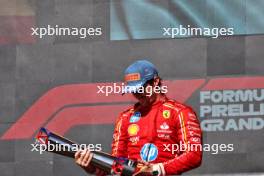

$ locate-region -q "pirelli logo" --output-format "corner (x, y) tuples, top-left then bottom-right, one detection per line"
(125, 73), (141, 82)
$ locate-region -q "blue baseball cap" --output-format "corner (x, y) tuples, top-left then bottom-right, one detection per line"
(123, 60), (158, 93)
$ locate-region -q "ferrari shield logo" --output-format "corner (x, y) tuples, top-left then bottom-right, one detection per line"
(162, 110), (170, 119)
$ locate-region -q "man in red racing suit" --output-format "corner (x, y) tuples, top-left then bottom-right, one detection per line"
(111, 60), (202, 175)
(112, 98), (202, 175)
(75, 60), (202, 175)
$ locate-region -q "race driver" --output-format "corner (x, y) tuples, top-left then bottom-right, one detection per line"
(75, 60), (202, 175)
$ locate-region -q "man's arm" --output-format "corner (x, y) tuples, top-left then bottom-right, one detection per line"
(162, 107), (203, 175)
(111, 113), (129, 157)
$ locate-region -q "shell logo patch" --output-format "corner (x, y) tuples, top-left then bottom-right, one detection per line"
(163, 110), (170, 119)
(128, 124), (139, 136)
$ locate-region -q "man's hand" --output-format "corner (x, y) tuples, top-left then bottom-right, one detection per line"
(75, 149), (93, 168)
(75, 149), (105, 175)
(133, 161), (165, 176)
(75, 149), (97, 174)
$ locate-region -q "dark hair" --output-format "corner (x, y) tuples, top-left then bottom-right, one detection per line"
(143, 77), (162, 87)
(142, 77), (165, 96)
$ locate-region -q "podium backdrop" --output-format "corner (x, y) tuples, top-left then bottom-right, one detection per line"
(0, 0), (263, 175)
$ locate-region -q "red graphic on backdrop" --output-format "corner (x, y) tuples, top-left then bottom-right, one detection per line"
(202, 76), (264, 90)
(0, 16), (35, 45)
(2, 76), (263, 140)
(1, 79), (205, 140)
(0, 0), (36, 45)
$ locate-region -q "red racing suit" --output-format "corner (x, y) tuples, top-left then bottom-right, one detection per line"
(111, 98), (202, 175)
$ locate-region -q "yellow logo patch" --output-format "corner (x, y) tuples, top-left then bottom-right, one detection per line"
(163, 110), (170, 119)
(128, 124), (139, 136)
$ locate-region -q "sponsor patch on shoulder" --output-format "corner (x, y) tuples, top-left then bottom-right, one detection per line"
(130, 111), (141, 123)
